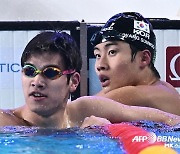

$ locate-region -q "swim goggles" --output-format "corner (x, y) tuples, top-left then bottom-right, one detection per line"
(22, 64), (75, 80)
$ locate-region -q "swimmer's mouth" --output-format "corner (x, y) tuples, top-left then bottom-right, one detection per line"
(29, 92), (47, 97)
(99, 75), (110, 87)
(100, 78), (108, 83)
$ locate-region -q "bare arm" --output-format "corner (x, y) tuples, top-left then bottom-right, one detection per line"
(97, 85), (180, 115)
(69, 96), (180, 126)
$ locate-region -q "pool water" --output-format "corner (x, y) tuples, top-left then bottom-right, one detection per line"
(0, 126), (124, 154)
(0, 121), (179, 154)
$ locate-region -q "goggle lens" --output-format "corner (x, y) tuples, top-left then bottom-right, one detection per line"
(23, 65), (37, 77)
(43, 67), (61, 80)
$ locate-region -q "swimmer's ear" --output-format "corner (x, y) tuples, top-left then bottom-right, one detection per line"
(139, 49), (151, 68)
(69, 72), (80, 92)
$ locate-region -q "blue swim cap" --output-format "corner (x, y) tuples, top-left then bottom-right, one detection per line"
(91, 12), (156, 63)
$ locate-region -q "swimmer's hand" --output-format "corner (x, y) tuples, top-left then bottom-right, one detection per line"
(80, 115), (111, 129)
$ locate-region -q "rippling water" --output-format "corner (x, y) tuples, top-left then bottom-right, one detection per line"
(0, 126), (124, 154)
(0, 120), (179, 154)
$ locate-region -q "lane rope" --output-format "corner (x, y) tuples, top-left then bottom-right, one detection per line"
(104, 123), (177, 154)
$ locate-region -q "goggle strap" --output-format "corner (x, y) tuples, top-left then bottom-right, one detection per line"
(62, 69), (75, 75)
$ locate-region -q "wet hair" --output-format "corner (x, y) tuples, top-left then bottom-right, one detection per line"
(21, 31), (82, 82)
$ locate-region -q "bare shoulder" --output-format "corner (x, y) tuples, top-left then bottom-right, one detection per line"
(0, 108), (26, 126)
(137, 80), (180, 102)
(137, 80), (179, 96)
(151, 80), (179, 92)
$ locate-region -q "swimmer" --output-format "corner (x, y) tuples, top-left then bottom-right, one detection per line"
(0, 31), (179, 129)
(89, 12), (180, 115)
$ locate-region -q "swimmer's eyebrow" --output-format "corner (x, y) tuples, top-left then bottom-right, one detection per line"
(93, 42), (119, 51)
(94, 46), (99, 51)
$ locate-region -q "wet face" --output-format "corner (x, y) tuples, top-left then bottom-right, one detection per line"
(94, 41), (140, 93)
(21, 52), (71, 116)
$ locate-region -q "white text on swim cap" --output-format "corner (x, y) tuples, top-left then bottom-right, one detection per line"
(133, 29), (150, 39)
